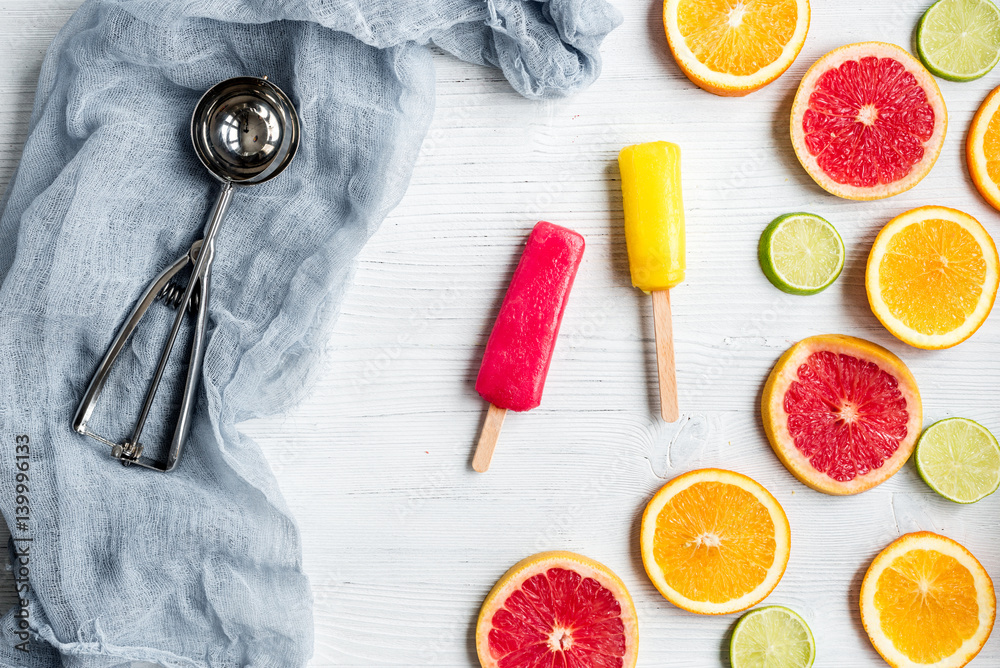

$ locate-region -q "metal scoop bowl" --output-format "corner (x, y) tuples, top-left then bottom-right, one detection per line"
(73, 76), (300, 471)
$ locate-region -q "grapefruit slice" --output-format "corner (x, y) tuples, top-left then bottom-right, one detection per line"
(790, 42), (947, 200)
(860, 532), (996, 668)
(476, 551), (639, 668)
(761, 335), (922, 495)
(640, 468), (791, 615)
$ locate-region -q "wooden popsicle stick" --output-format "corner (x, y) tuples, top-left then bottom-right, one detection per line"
(473, 403), (508, 472)
(651, 290), (679, 422)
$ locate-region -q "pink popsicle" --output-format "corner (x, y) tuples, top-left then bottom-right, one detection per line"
(472, 221), (585, 472)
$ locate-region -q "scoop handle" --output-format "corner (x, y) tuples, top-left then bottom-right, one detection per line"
(652, 290), (679, 422)
(472, 403), (507, 472)
(126, 181), (234, 451)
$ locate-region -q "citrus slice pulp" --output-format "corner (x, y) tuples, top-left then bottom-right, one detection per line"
(866, 206), (999, 349)
(762, 334), (922, 495)
(917, 0), (1000, 81)
(916, 418), (1000, 503)
(476, 551), (639, 668)
(640, 468), (790, 615)
(790, 42), (947, 200)
(730, 606), (816, 668)
(758, 212), (844, 295)
(663, 0), (810, 96)
(861, 532), (996, 668)
(967, 85), (1000, 212)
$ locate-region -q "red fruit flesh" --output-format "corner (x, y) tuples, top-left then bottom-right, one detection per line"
(784, 351), (910, 483)
(488, 568), (627, 668)
(791, 43), (946, 201)
(803, 56), (935, 188)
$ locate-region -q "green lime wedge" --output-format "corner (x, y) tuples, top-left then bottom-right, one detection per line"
(730, 606), (816, 668)
(915, 417), (1000, 503)
(917, 0), (1000, 81)
(758, 213), (844, 295)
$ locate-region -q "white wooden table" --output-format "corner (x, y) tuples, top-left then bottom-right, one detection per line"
(3, 1), (1000, 666)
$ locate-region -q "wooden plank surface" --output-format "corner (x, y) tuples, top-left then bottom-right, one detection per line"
(2, 0), (1000, 666)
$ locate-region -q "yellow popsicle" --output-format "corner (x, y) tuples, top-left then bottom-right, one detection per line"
(618, 141), (684, 422)
(618, 141), (685, 292)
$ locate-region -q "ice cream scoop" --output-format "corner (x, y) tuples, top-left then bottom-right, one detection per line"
(73, 76), (300, 471)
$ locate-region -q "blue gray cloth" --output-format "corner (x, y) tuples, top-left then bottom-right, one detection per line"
(0, 0), (620, 665)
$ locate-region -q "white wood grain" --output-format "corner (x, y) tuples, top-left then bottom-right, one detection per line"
(3, 0), (1000, 666)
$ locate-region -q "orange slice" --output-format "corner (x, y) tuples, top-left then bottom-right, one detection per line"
(861, 532), (996, 668)
(663, 0), (810, 96)
(968, 85), (1000, 212)
(639, 468), (790, 615)
(866, 206), (999, 349)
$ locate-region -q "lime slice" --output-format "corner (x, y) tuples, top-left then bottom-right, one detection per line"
(730, 606), (815, 668)
(758, 213), (844, 295)
(915, 417), (1000, 503)
(917, 0), (1000, 81)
